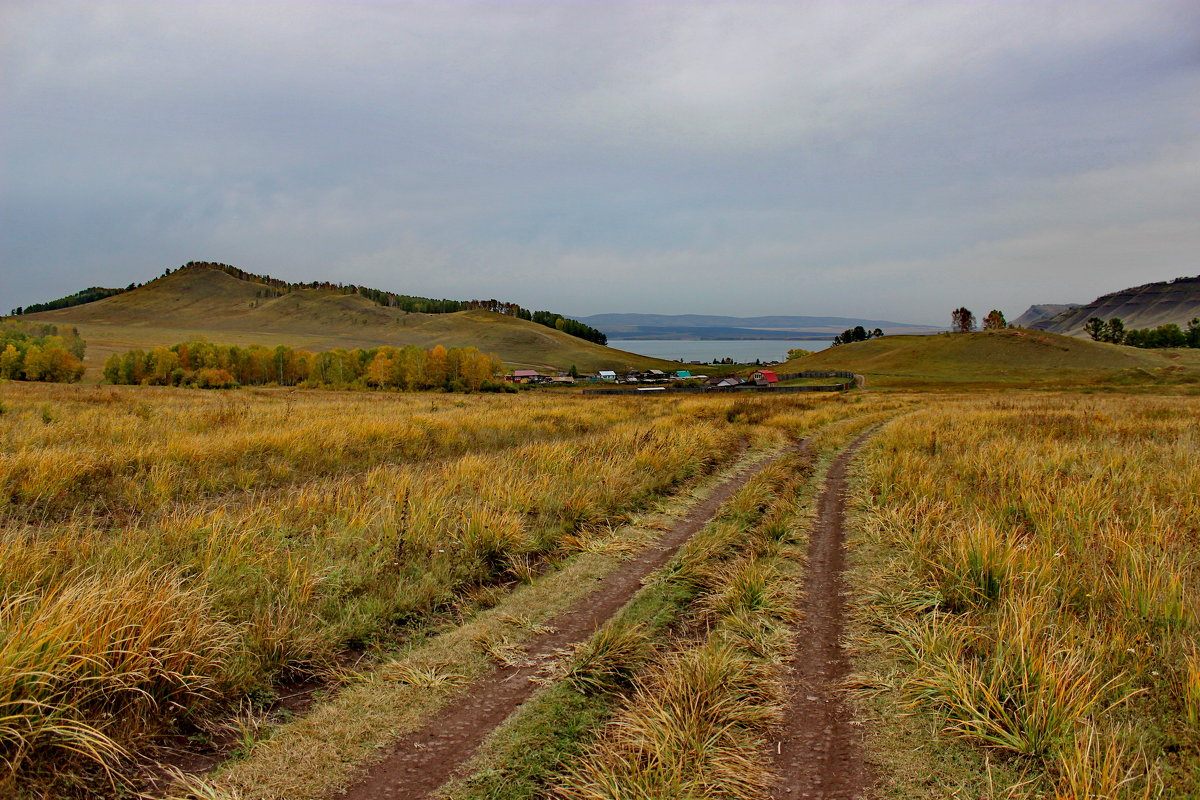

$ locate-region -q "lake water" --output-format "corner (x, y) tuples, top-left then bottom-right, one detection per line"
(608, 338), (834, 364)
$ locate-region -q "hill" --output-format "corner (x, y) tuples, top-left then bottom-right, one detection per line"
(1031, 275), (1200, 335)
(578, 312), (937, 340)
(772, 329), (1200, 387)
(19, 266), (679, 377)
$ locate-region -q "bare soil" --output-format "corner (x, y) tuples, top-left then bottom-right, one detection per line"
(770, 430), (876, 799)
(335, 447), (792, 800)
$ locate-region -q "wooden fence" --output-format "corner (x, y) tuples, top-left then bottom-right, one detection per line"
(582, 381), (852, 397)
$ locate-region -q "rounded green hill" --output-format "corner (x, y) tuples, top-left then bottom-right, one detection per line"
(777, 329), (1200, 387)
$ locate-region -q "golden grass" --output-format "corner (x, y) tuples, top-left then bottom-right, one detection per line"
(163, 446), (788, 800)
(846, 394), (1200, 798)
(0, 380), (911, 796)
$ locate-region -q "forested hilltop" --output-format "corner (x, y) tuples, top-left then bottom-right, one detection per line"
(10, 287), (127, 316)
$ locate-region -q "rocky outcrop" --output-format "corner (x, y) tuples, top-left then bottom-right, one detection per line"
(1032, 276), (1200, 335)
(1012, 304), (1080, 329)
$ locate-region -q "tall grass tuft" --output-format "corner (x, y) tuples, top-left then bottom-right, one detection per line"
(1, 566), (233, 784)
(556, 641), (779, 800)
(565, 620), (656, 697)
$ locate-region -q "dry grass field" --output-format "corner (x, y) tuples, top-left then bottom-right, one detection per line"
(3, 380), (1196, 800)
(847, 394), (1200, 798)
(0, 381), (905, 798)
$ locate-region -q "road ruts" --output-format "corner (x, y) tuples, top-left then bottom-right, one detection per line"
(337, 444), (804, 800)
(770, 429), (878, 800)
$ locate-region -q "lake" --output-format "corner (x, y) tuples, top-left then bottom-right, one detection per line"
(608, 338), (834, 364)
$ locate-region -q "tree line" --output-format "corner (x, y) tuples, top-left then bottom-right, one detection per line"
(0, 322), (86, 382)
(1084, 317), (1200, 349)
(102, 340), (507, 392)
(831, 326), (884, 346)
(9, 286), (128, 316)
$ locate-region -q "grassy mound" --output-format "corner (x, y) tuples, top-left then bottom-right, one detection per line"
(775, 329), (1200, 388)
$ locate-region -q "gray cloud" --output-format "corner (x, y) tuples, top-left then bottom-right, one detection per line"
(3, 0), (1198, 323)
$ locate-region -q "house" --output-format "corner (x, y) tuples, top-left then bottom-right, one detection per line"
(598, 370), (617, 381)
(716, 377), (741, 387)
(752, 370), (779, 384)
(551, 376), (576, 385)
(508, 369), (540, 384)
(674, 370), (692, 379)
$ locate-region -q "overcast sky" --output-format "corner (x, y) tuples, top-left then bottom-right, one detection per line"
(2, 1), (1198, 324)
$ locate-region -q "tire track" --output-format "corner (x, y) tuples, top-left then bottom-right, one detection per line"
(337, 445), (799, 800)
(771, 429), (877, 800)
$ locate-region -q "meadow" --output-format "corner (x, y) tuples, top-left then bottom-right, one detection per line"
(847, 394), (1200, 798)
(0, 381), (904, 797)
(3, 380), (1197, 800)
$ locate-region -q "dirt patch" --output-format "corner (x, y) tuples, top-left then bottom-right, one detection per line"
(336, 447), (794, 800)
(770, 430), (876, 799)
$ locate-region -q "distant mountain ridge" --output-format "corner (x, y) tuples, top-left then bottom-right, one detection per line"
(1029, 275), (1200, 336)
(577, 313), (934, 340)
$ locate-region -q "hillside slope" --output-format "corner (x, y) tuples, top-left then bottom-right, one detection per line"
(1034, 275), (1200, 335)
(23, 267), (677, 376)
(773, 329), (1200, 387)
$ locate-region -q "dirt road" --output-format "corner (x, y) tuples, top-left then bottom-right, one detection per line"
(770, 430), (876, 799)
(337, 446), (798, 800)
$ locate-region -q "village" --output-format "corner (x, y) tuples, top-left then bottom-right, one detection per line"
(504, 367), (783, 387)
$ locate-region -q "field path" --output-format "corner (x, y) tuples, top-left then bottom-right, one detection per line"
(336, 445), (797, 800)
(770, 430), (876, 800)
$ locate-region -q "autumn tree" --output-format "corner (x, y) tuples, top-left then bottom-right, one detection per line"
(982, 309), (1006, 330)
(366, 351), (395, 387)
(0, 344), (22, 379)
(22, 345), (46, 380)
(426, 345), (448, 388)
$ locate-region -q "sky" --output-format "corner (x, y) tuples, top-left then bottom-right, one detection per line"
(2, 1), (1198, 325)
